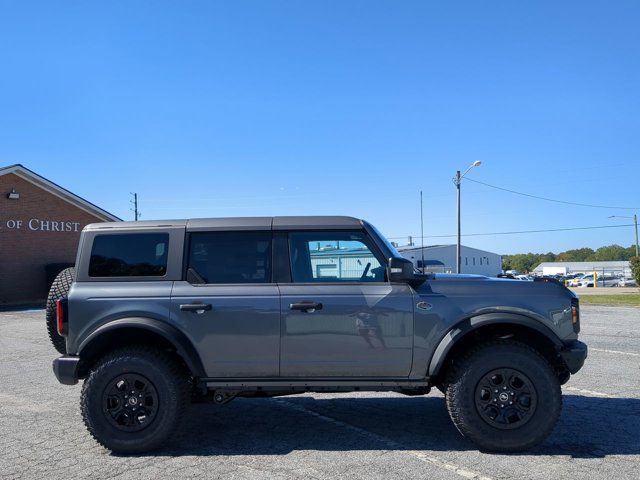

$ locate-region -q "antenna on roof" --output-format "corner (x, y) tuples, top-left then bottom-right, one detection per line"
(420, 191), (425, 272)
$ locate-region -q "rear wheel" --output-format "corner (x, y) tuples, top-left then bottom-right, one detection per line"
(45, 267), (75, 354)
(445, 340), (561, 452)
(81, 347), (189, 453)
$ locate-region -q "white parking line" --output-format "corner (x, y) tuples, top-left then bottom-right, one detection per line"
(563, 386), (613, 398)
(591, 347), (640, 357)
(274, 398), (494, 480)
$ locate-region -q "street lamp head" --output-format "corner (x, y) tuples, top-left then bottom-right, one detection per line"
(472, 160), (482, 167)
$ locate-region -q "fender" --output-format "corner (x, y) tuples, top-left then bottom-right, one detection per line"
(79, 317), (206, 378)
(428, 312), (564, 378)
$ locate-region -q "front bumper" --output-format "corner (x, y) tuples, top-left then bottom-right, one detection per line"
(559, 340), (588, 374)
(52, 356), (80, 385)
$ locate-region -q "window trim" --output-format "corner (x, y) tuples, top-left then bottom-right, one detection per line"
(76, 227), (185, 283)
(283, 229), (389, 285)
(88, 232), (171, 279)
(184, 230), (275, 286)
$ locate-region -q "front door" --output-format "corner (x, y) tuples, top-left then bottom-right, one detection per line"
(171, 231), (280, 377)
(279, 230), (414, 377)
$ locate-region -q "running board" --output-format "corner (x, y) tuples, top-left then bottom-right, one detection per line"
(203, 378), (430, 392)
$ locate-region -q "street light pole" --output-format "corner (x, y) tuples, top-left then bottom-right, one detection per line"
(454, 161), (481, 274)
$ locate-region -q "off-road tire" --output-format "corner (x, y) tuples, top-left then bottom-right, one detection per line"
(45, 267), (75, 354)
(445, 340), (561, 452)
(81, 347), (189, 453)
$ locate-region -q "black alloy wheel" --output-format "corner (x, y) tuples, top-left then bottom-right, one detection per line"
(474, 368), (537, 429)
(103, 374), (159, 432)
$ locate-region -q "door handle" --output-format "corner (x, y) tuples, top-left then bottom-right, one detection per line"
(179, 303), (212, 314)
(289, 301), (323, 313)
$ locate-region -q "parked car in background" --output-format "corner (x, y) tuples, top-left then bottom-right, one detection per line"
(577, 274), (619, 288)
(617, 277), (638, 287)
(515, 274), (533, 281)
(568, 275), (589, 287)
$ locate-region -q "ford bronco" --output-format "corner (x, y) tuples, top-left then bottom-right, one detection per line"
(47, 216), (587, 453)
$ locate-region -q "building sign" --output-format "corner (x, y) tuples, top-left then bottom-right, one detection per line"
(0, 218), (82, 232)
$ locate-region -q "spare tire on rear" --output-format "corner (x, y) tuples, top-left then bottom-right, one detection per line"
(46, 267), (75, 354)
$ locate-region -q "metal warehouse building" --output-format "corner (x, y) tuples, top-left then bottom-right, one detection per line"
(0, 164), (119, 306)
(398, 244), (502, 277)
(533, 261), (631, 277)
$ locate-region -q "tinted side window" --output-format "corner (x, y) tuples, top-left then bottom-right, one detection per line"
(89, 233), (169, 277)
(188, 232), (272, 284)
(289, 231), (385, 283)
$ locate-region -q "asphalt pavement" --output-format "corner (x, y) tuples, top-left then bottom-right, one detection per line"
(1, 305), (639, 480)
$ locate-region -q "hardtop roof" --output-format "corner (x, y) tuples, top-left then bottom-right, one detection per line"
(84, 216), (364, 231)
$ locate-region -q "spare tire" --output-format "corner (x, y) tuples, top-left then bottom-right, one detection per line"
(45, 267), (75, 354)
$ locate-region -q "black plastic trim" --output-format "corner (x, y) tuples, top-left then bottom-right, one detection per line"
(52, 355), (80, 385)
(559, 340), (588, 374)
(428, 312), (565, 377)
(78, 317), (207, 378)
(272, 231), (292, 283)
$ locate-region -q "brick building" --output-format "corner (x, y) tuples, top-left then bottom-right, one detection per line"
(0, 164), (120, 306)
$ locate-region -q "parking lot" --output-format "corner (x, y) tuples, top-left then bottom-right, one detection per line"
(1, 305), (639, 480)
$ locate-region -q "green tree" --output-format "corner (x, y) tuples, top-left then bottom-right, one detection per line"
(556, 248), (594, 262)
(502, 253), (541, 273)
(630, 256), (640, 285)
(587, 244), (633, 261)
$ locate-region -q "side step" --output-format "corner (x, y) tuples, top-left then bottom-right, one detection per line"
(202, 378), (430, 393)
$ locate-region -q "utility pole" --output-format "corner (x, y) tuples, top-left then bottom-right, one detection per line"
(455, 171), (461, 274)
(453, 161), (482, 274)
(634, 214), (639, 257)
(130, 192), (140, 221)
(420, 191), (425, 273)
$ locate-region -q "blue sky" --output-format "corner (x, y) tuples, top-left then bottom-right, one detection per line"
(1, 1), (638, 254)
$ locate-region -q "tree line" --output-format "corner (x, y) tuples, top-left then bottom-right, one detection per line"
(502, 244), (638, 273)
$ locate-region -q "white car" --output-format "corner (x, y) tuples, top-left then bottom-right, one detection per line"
(515, 274), (533, 281)
(617, 277), (637, 287)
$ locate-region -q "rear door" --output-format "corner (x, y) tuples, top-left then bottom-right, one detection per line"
(278, 230), (414, 377)
(170, 230), (280, 377)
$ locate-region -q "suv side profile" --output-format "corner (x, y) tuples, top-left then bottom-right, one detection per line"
(49, 216), (587, 453)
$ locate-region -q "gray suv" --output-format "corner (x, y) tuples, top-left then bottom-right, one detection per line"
(48, 216), (587, 453)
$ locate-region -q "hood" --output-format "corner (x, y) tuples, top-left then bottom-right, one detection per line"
(415, 273), (574, 297)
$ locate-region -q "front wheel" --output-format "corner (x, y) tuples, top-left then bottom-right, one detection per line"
(445, 340), (561, 452)
(81, 347), (189, 453)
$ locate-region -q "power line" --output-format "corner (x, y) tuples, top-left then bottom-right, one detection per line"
(386, 223), (635, 240)
(465, 177), (639, 210)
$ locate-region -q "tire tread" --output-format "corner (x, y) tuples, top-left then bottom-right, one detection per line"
(45, 267), (75, 354)
(445, 339), (562, 452)
(80, 346), (189, 453)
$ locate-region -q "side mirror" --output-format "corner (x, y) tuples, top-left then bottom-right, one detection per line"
(388, 257), (421, 285)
